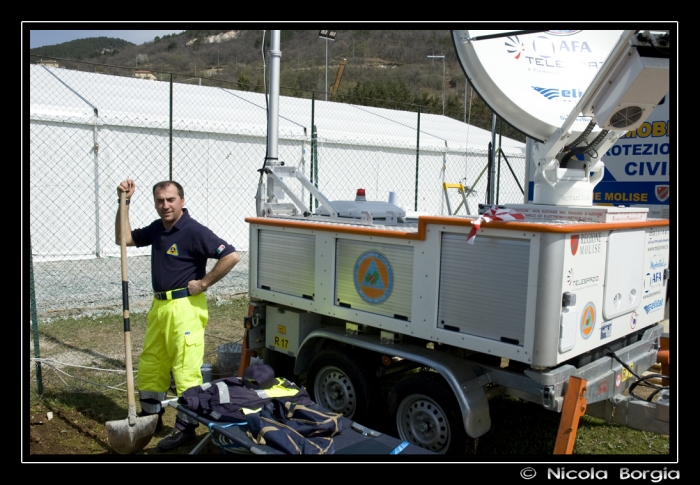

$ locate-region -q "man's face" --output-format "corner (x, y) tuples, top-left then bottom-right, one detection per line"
(154, 184), (185, 228)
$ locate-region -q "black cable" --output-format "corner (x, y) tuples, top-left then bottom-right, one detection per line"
(604, 347), (669, 402)
(560, 123), (608, 168)
(585, 146), (599, 160)
(588, 129), (609, 151)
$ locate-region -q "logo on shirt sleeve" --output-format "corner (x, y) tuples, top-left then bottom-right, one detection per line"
(216, 244), (226, 254)
(167, 243), (179, 256)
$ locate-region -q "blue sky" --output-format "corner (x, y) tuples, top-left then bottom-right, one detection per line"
(28, 28), (186, 49)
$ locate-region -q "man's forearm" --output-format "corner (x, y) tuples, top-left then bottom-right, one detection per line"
(115, 204), (134, 246)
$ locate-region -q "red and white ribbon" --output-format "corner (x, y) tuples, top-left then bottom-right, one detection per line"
(467, 206), (526, 244)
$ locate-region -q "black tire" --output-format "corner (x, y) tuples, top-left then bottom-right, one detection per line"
(262, 347), (297, 382)
(305, 348), (380, 424)
(388, 371), (477, 455)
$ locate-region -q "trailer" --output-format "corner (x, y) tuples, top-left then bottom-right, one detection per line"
(243, 30), (672, 454)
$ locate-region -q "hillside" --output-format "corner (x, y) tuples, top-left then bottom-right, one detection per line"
(28, 29), (500, 132)
(29, 36), (136, 60)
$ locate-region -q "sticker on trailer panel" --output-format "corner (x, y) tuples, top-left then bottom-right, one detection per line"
(600, 321), (612, 340)
(573, 233), (602, 256)
(644, 256), (666, 294)
(567, 268), (600, 289)
(570, 235), (579, 255)
(580, 302), (596, 339)
(615, 373), (622, 388)
(354, 251), (393, 304)
(622, 363), (635, 382)
(630, 311), (638, 329)
(643, 299), (664, 314)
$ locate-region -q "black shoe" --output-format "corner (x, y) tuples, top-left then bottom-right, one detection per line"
(156, 427), (196, 452)
(138, 412), (163, 433)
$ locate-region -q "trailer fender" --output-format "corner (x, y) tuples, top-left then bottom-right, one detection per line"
(295, 327), (492, 438)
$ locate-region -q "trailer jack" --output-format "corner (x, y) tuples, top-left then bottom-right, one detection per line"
(553, 376), (588, 455)
(237, 303), (260, 377)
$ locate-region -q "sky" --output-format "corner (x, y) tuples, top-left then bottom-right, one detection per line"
(28, 28), (186, 49)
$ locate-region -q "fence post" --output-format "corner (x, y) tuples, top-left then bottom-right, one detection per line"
(497, 118), (502, 205)
(169, 72), (173, 180)
(488, 113), (497, 205)
(30, 243), (43, 394)
(486, 141), (493, 206)
(93, 108), (101, 258)
(414, 107), (421, 211)
(311, 93), (317, 209)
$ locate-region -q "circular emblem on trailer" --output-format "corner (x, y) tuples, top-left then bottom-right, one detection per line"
(580, 302), (596, 339)
(354, 251), (393, 304)
(630, 311), (638, 330)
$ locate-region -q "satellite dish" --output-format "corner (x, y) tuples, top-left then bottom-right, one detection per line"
(451, 30), (626, 143)
(452, 29), (669, 207)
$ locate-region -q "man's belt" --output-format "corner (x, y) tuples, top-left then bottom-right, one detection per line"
(153, 288), (190, 300)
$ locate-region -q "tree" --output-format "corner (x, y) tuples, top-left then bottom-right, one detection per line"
(237, 72), (251, 91)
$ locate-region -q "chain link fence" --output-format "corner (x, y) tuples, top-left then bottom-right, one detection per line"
(28, 56), (526, 394)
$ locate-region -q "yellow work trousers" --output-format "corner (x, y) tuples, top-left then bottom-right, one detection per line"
(137, 292), (208, 397)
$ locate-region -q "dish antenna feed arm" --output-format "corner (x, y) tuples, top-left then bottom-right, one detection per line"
(536, 31), (669, 205)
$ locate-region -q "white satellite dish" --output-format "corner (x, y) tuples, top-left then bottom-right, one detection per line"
(451, 30), (626, 142)
(452, 29), (669, 206)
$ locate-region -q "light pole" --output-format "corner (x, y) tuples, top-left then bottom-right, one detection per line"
(427, 54), (445, 115)
(319, 30), (337, 101)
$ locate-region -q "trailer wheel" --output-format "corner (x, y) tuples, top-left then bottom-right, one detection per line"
(389, 371), (475, 455)
(306, 349), (379, 423)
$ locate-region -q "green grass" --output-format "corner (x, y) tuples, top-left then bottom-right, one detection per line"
(574, 415), (670, 455)
(476, 396), (670, 455)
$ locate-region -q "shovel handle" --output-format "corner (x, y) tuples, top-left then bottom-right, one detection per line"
(119, 191), (130, 330)
(119, 191), (137, 414)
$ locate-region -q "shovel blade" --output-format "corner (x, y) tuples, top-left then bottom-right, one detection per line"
(106, 414), (158, 454)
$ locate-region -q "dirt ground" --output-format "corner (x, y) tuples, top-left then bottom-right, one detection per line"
(27, 397), (226, 458)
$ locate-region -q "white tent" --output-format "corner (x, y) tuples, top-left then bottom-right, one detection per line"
(29, 64), (526, 261)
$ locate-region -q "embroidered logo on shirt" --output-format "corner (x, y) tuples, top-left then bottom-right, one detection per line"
(167, 243), (179, 256)
(216, 244), (225, 254)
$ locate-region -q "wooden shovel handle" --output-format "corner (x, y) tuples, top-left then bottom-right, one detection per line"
(119, 191), (137, 418)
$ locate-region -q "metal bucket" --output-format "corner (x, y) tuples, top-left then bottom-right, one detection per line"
(201, 363), (213, 383)
(216, 342), (242, 378)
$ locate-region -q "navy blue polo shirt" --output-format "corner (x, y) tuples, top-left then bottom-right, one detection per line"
(131, 208), (236, 292)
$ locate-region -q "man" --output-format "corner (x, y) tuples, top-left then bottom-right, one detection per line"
(116, 179), (240, 452)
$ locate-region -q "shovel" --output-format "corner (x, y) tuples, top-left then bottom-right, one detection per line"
(106, 191), (158, 454)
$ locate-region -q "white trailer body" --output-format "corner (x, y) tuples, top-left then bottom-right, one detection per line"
(249, 210), (668, 369)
